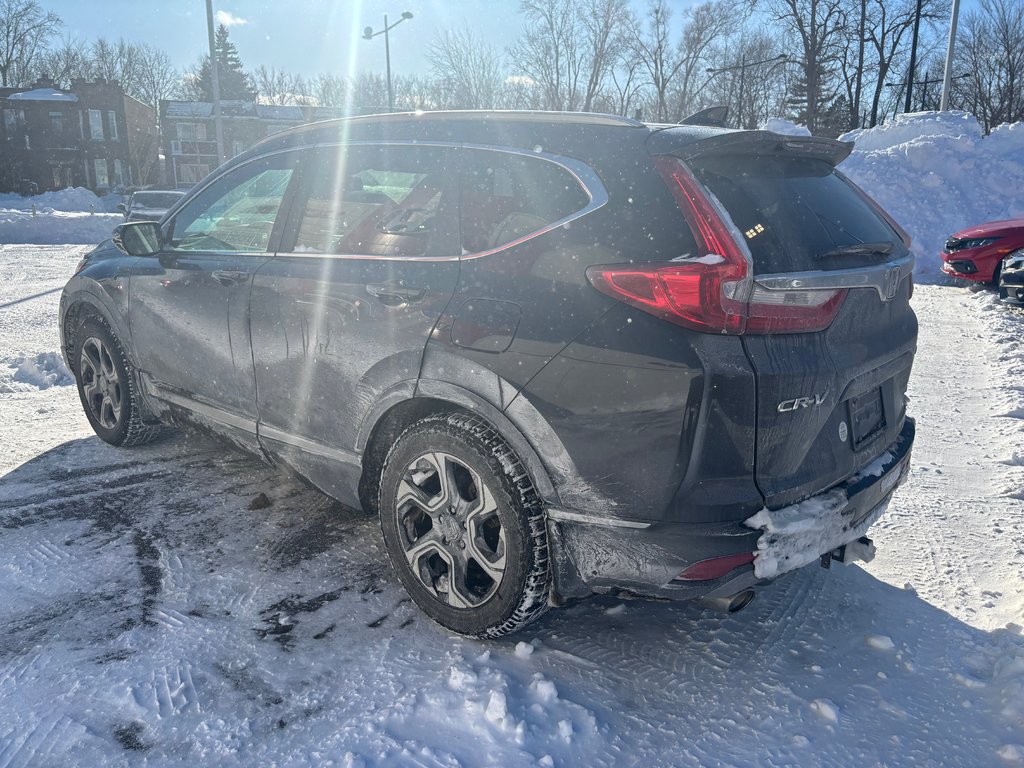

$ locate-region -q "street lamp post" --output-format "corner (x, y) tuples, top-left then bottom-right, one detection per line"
(363, 11), (414, 112)
(706, 54), (788, 129)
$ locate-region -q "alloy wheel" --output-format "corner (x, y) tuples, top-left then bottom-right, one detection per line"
(395, 451), (507, 609)
(79, 336), (123, 431)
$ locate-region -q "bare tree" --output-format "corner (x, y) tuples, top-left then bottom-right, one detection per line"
(862, 0), (938, 126)
(671, 0), (739, 120)
(34, 34), (88, 87)
(307, 72), (350, 108)
(954, 0), (1024, 131)
(253, 65), (309, 105)
(767, 0), (850, 132)
(0, 0), (61, 86)
(507, 0), (627, 111)
(629, 0), (682, 121)
(133, 44), (179, 111)
(427, 26), (505, 109)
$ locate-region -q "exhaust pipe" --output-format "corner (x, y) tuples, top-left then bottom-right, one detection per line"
(699, 589), (756, 614)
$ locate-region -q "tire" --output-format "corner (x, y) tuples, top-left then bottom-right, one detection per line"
(73, 317), (162, 447)
(378, 412), (550, 638)
(991, 261), (1002, 288)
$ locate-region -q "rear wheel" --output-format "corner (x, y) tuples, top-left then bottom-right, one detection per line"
(378, 413), (550, 638)
(74, 317), (161, 447)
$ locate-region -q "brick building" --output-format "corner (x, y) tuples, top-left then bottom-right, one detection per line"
(0, 77), (159, 195)
(160, 100), (348, 188)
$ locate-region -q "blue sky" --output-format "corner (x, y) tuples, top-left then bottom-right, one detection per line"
(44, 1), (973, 83)
(46, 1), (533, 78)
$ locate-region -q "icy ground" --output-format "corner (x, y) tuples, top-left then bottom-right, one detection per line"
(1, 242), (1024, 766)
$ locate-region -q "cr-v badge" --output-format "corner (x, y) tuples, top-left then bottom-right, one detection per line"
(777, 393), (827, 412)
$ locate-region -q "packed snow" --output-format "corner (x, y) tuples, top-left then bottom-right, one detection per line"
(1, 114), (1024, 765)
(839, 112), (1024, 278)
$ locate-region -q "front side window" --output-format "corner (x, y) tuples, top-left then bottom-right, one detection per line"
(88, 109), (103, 140)
(169, 153), (299, 253)
(285, 144), (454, 258)
(459, 149), (590, 253)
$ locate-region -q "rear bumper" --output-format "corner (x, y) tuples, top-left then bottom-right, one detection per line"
(549, 418), (914, 601)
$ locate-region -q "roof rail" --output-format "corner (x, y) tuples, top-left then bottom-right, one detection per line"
(335, 110), (646, 129)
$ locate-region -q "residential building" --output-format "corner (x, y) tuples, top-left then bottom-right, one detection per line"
(0, 77), (159, 195)
(160, 100), (349, 188)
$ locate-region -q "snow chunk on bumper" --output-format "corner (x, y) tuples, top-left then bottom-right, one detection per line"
(745, 490), (890, 580)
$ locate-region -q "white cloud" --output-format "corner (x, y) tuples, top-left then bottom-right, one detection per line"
(215, 10), (249, 27)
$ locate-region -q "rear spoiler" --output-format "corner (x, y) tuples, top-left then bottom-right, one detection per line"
(648, 129), (853, 166)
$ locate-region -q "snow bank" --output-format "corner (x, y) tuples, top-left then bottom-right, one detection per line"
(0, 351), (74, 393)
(837, 112), (1024, 280)
(0, 209), (120, 244)
(0, 187), (123, 244)
(0, 187), (119, 213)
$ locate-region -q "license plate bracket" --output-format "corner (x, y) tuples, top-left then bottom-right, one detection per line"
(848, 388), (885, 449)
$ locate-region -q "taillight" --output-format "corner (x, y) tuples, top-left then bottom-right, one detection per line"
(586, 155), (846, 335)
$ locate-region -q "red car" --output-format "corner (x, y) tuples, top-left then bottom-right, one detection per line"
(941, 218), (1024, 284)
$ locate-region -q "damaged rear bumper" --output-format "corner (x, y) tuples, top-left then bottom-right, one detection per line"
(547, 418), (914, 602)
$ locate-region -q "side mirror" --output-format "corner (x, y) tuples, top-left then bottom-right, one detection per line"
(116, 202), (126, 213)
(113, 221), (163, 256)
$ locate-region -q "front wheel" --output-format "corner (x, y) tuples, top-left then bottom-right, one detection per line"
(378, 413), (550, 638)
(74, 317), (161, 447)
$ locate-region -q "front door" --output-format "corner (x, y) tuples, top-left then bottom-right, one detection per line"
(130, 152), (301, 435)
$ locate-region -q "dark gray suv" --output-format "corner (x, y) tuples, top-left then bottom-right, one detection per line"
(60, 111), (916, 637)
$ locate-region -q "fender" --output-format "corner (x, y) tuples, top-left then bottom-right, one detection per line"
(59, 282), (133, 363)
(411, 377), (560, 505)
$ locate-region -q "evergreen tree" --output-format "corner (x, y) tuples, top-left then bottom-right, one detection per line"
(193, 24), (254, 101)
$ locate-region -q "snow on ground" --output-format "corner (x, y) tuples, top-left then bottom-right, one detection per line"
(2, 115), (1024, 765)
(0, 188), (122, 245)
(838, 112), (1024, 278)
(1, 246), (1022, 767)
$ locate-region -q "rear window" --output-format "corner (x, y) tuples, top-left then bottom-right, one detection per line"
(693, 156), (904, 273)
(133, 192), (183, 208)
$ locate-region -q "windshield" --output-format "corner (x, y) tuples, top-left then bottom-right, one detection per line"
(694, 156), (906, 273)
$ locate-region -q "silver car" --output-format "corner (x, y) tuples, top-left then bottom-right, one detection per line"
(118, 190), (185, 222)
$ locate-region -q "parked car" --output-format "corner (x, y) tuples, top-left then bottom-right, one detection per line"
(117, 190), (185, 222)
(940, 218), (1024, 285)
(60, 111), (917, 638)
(999, 250), (1024, 306)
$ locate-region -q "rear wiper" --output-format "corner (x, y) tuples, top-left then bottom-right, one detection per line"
(816, 241), (894, 259)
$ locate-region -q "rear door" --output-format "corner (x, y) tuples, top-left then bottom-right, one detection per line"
(249, 142), (460, 492)
(667, 134), (917, 509)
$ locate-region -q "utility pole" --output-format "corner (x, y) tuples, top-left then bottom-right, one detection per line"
(363, 11), (414, 112)
(854, 0), (866, 128)
(205, 0), (225, 166)
(940, 0), (962, 110)
(904, 0), (924, 113)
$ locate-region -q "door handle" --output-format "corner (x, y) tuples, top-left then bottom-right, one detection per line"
(211, 269), (249, 287)
(366, 282), (426, 305)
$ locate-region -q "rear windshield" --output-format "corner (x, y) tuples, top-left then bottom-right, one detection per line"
(133, 192), (183, 208)
(693, 156), (904, 273)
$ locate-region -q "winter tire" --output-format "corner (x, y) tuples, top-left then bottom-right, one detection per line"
(378, 412), (550, 638)
(74, 317), (161, 447)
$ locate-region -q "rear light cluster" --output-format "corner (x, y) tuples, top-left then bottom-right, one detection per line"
(586, 155), (847, 335)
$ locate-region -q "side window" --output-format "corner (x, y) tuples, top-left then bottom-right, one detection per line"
(460, 149), (590, 253)
(168, 153), (298, 253)
(285, 145), (454, 258)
